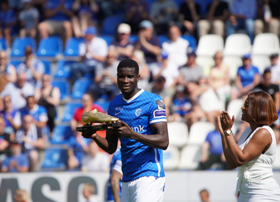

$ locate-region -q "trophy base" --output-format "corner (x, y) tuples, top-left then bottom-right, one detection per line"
(76, 122), (122, 134)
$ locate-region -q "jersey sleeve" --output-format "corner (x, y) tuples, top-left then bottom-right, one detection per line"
(149, 96), (167, 125)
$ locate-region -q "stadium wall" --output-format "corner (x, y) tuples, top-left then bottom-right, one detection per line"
(0, 171), (280, 202)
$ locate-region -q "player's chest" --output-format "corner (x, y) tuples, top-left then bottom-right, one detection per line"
(113, 103), (149, 122)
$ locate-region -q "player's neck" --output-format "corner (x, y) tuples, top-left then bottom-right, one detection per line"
(123, 88), (140, 100)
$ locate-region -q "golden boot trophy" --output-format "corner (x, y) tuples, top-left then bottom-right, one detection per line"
(76, 109), (122, 138)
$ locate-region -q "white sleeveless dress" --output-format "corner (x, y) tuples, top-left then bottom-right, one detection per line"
(237, 125), (280, 202)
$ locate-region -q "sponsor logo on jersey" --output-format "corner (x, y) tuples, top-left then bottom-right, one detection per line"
(135, 108), (141, 116)
(156, 100), (165, 109)
(130, 125), (144, 132)
(115, 107), (123, 115)
(154, 110), (166, 118)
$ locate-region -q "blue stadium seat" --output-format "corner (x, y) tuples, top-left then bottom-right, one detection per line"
(99, 35), (114, 46)
(51, 125), (72, 144)
(51, 79), (71, 100)
(11, 37), (36, 57)
(95, 100), (110, 112)
(181, 35), (197, 51)
(101, 16), (125, 35)
(41, 148), (67, 170)
(129, 35), (138, 44)
(54, 60), (75, 79)
(41, 60), (51, 75)
(158, 35), (168, 45)
(0, 38), (7, 51)
(64, 37), (84, 56)
(37, 36), (63, 57)
(62, 102), (82, 122)
(9, 60), (21, 69)
(71, 78), (91, 99)
(173, 0), (184, 7)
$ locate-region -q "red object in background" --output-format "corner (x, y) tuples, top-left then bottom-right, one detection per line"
(73, 104), (104, 123)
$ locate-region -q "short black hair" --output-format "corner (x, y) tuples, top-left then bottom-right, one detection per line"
(117, 59), (139, 75)
(263, 69), (271, 76)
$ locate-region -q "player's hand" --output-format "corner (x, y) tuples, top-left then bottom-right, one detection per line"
(108, 121), (134, 138)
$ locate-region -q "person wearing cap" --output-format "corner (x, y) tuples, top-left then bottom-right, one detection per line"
(135, 20), (161, 71)
(71, 26), (108, 80)
(19, 0), (39, 38)
(71, 0), (99, 38)
(109, 23), (134, 61)
(230, 54), (261, 100)
(14, 189), (30, 202)
(267, 53), (280, 88)
(1, 140), (29, 173)
(126, 0), (149, 33)
(17, 46), (45, 88)
(38, 0), (74, 44)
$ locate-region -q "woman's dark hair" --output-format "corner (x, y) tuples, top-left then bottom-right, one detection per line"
(117, 59), (139, 75)
(247, 91), (278, 125)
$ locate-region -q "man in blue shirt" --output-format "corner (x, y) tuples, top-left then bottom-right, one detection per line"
(38, 0), (73, 44)
(106, 147), (122, 202)
(226, 0), (257, 43)
(82, 59), (169, 202)
(231, 54), (261, 100)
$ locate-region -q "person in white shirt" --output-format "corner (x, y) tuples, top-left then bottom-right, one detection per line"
(267, 53), (280, 88)
(0, 72), (34, 110)
(82, 140), (109, 172)
(71, 26), (108, 80)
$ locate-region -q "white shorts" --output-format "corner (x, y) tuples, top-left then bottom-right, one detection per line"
(121, 176), (165, 202)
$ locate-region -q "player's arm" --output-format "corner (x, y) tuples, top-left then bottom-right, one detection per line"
(109, 121), (169, 150)
(111, 169), (122, 202)
(82, 130), (119, 154)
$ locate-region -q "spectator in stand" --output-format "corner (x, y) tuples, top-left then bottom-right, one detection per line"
(171, 85), (192, 122)
(35, 74), (60, 133)
(0, 117), (10, 164)
(199, 189), (211, 202)
(70, 93), (104, 131)
(14, 190), (30, 202)
(82, 140), (109, 172)
(17, 46), (45, 88)
(15, 114), (44, 171)
(198, 0), (229, 38)
(83, 184), (96, 202)
(38, 0), (73, 44)
(100, 0), (126, 18)
(230, 54), (261, 100)
(31, 0), (47, 21)
(131, 51), (150, 90)
(20, 96), (48, 130)
(208, 51), (230, 110)
(255, 0), (280, 36)
(1, 141), (29, 173)
(71, 26), (108, 80)
(150, 0), (179, 34)
(226, 0), (257, 43)
(71, 0), (99, 38)
(19, 0), (39, 38)
(68, 123), (90, 170)
(162, 25), (189, 70)
(109, 23), (134, 61)
(197, 117), (229, 170)
(8, 0), (22, 11)
(0, 95), (21, 133)
(90, 49), (119, 101)
(0, 72), (34, 110)
(179, 0), (200, 37)
(148, 76), (171, 119)
(126, 0), (149, 34)
(0, 0), (17, 47)
(135, 20), (161, 71)
(267, 53), (280, 88)
(0, 50), (17, 83)
(253, 69), (280, 144)
(178, 52), (205, 86)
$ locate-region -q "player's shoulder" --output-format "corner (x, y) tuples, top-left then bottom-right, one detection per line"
(142, 90), (162, 100)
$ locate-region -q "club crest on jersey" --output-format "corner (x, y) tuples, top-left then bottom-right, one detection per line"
(115, 107), (123, 115)
(135, 108), (141, 116)
(156, 100), (165, 109)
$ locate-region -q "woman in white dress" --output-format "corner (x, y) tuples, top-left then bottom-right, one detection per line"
(218, 91), (280, 202)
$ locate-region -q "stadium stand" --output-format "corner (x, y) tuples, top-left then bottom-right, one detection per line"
(252, 33), (280, 55)
(62, 102), (83, 122)
(196, 34), (224, 57)
(223, 56), (243, 80)
(51, 79), (71, 100)
(0, 38), (7, 51)
(41, 148), (67, 171)
(41, 60), (52, 75)
(64, 37), (84, 57)
(167, 122), (188, 148)
(54, 60), (75, 79)
(11, 37), (36, 58)
(188, 122), (215, 145)
(37, 36), (63, 57)
(223, 34), (251, 56)
(51, 125), (72, 145)
(71, 78), (92, 100)
(101, 16), (125, 35)
(178, 145), (201, 170)
(163, 145), (180, 170)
